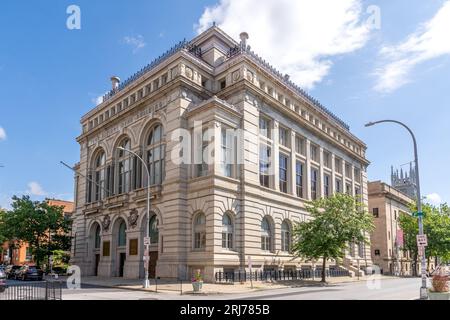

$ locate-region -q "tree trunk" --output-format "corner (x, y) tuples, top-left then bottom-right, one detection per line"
(321, 256), (327, 283)
(427, 256), (430, 272)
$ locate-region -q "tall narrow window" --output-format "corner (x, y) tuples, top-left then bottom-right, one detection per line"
(323, 151), (331, 168)
(117, 139), (132, 194)
(149, 215), (159, 244)
(259, 116), (271, 139)
(195, 129), (209, 177)
(310, 144), (318, 162)
(118, 220), (127, 247)
(259, 144), (271, 188)
(281, 221), (291, 252)
(146, 124), (165, 186)
(261, 217), (272, 251)
(94, 151), (106, 201)
(324, 174), (330, 197)
(311, 168), (318, 200)
(336, 178), (342, 193)
(222, 213), (233, 249)
(335, 157), (342, 174)
(94, 224), (101, 249)
(295, 135), (306, 155)
(279, 127), (289, 147)
(221, 127), (234, 177)
(296, 161), (304, 198)
(194, 213), (206, 249)
(279, 154), (288, 193)
(346, 183), (352, 195)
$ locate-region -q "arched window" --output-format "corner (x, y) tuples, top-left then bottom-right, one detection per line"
(261, 217), (272, 251)
(146, 124), (165, 186)
(117, 138), (132, 194)
(94, 151), (106, 201)
(118, 220), (127, 247)
(149, 215), (159, 244)
(193, 212), (206, 249)
(222, 213), (233, 249)
(281, 221), (291, 252)
(94, 224), (101, 249)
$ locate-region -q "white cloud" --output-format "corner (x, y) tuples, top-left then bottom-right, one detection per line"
(27, 182), (48, 197)
(425, 193), (443, 206)
(0, 126), (6, 141)
(195, 0), (371, 89)
(374, 1), (450, 93)
(122, 35), (146, 54)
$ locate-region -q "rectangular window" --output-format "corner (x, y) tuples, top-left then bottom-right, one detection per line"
(335, 158), (342, 174)
(335, 178), (342, 193)
(345, 163), (352, 179)
(296, 161), (304, 198)
(259, 144), (271, 188)
(324, 174), (330, 197)
(295, 135), (306, 155)
(346, 183), (352, 195)
(310, 144), (318, 162)
(311, 168), (318, 200)
(323, 151), (331, 168)
(373, 208), (379, 218)
(221, 127), (234, 177)
(195, 129), (209, 177)
(279, 154), (288, 193)
(354, 167), (361, 183)
(259, 116), (271, 139)
(279, 127), (289, 147)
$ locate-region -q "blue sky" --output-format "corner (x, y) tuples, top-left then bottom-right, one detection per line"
(0, 0), (449, 208)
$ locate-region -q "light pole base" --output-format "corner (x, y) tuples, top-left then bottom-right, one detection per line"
(420, 287), (428, 300)
(143, 279), (150, 289)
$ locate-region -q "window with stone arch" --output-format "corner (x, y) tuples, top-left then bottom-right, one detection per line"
(193, 212), (206, 250)
(93, 150), (106, 202)
(117, 138), (132, 194)
(281, 220), (292, 252)
(118, 220), (127, 247)
(149, 214), (159, 244)
(261, 217), (272, 251)
(94, 224), (101, 249)
(222, 212), (233, 250)
(146, 124), (165, 186)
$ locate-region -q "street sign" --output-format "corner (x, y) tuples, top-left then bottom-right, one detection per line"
(396, 230), (404, 247)
(413, 211), (423, 218)
(417, 234), (428, 247)
(418, 245), (425, 257)
(144, 237), (151, 246)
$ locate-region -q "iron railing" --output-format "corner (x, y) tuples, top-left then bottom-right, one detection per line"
(215, 268), (350, 283)
(0, 280), (63, 300)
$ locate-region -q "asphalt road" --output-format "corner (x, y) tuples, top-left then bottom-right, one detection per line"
(59, 277), (425, 300)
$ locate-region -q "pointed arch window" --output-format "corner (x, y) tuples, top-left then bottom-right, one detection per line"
(146, 124), (165, 186)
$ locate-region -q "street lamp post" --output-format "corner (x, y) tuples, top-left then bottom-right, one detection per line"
(118, 147), (151, 289)
(365, 120), (428, 299)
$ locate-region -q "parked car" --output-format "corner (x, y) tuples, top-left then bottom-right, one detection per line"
(15, 265), (44, 281)
(0, 269), (6, 293)
(5, 265), (21, 279)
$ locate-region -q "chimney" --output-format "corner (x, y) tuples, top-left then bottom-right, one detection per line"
(111, 76), (120, 91)
(239, 32), (249, 49)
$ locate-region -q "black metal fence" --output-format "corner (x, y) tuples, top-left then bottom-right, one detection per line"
(215, 268), (350, 283)
(0, 281), (63, 300)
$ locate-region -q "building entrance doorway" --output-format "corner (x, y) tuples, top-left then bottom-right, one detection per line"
(119, 253), (126, 277)
(94, 254), (100, 276)
(148, 252), (158, 278)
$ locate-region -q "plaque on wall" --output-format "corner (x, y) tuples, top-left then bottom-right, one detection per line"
(103, 241), (110, 257)
(129, 239), (138, 256)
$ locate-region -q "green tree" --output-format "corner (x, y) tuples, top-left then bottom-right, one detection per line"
(399, 202), (450, 275)
(292, 193), (374, 282)
(0, 195), (72, 267)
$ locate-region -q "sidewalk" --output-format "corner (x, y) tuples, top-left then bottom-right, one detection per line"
(77, 274), (399, 296)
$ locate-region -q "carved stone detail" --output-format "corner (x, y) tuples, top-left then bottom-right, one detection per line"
(128, 209), (139, 229)
(102, 215), (111, 232)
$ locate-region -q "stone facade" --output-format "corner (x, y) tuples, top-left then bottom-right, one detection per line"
(368, 181), (425, 276)
(70, 27), (372, 281)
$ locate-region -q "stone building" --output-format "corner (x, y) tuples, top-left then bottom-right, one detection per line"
(70, 27), (372, 281)
(391, 164), (417, 199)
(368, 181), (418, 276)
